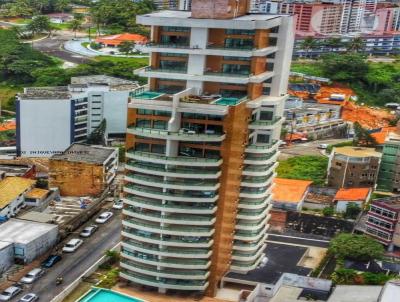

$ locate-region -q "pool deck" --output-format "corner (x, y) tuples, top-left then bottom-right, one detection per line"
(113, 285), (230, 302)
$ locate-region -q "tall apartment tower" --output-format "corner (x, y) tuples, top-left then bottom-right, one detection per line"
(120, 0), (294, 296)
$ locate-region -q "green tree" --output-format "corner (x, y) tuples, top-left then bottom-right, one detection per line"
(300, 36), (318, 58)
(324, 37), (343, 49)
(353, 122), (378, 147)
(87, 118), (107, 144)
(27, 15), (52, 36)
(68, 19), (82, 38)
(321, 53), (369, 82)
(331, 268), (357, 284)
(55, 0), (70, 13)
(322, 206), (334, 217)
(118, 41), (135, 55)
(344, 203), (361, 219)
(329, 233), (384, 262)
(346, 37), (364, 53)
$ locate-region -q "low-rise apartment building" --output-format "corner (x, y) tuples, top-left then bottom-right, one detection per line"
(16, 75), (138, 157)
(49, 143), (118, 196)
(365, 196), (400, 249)
(328, 146), (382, 188)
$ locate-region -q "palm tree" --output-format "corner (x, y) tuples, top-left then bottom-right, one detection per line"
(300, 36), (318, 58)
(347, 37), (364, 53)
(68, 19), (83, 38)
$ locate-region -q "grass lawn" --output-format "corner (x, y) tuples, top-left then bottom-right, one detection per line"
(81, 42), (89, 48)
(0, 85), (22, 112)
(95, 56), (149, 65)
(291, 60), (324, 77)
(51, 22), (71, 30)
(277, 155), (329, 186)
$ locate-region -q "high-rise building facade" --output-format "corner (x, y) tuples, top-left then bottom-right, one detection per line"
(120, 0), (294, 296)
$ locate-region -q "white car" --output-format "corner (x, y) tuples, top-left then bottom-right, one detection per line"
(0, 286), (22, 301)
(20, 268), (44, 284)
(95, 212), (113, 224)
(19, 293), (38, 302)
(112, 200), (123, 210)
(80, 225), (98, 238)
(62, 238), (83, 253)
(318, 143), (329, 149)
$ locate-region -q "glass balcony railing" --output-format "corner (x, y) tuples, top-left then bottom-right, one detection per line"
(244, 164), (274, 172)
(127, 150), (221, 163)
(124, 206), (214, 222)
(124, 218), (213, 233)
(146, 42), (191, 48)
(123, 239), (210, 256)
(245, 152), (277, 161)
(239, 198), (269, 206)
(238, 208), (268, 216)
(251, 117), (282, 126)
(126, 174), (218, 187)
(234, 237), (265, 247)
(128, 127), (224, 139)
(121, 259), (207, 276)
(203, 71), (249, 78)
(120, 270), (207, 287)
(126, 161), (219, 175)
(246, 140), (279, 150)
(124, 195), (216, 211)
(206, 44), (254, 50)
(125, 184), (217, 199)
(145, 66), (187, 73)
(237, 219), (266, 227)
(121, 250), (209, 266)
(122, 227), (211, 245)
(242, 174), (273, 183)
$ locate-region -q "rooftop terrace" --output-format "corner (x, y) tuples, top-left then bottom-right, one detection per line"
(51, 143), (116, 165)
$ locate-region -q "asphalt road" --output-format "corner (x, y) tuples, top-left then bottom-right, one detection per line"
(278, 138), (351, 160)
(33, 33), (91, 64)
(10, 208), (121, 302)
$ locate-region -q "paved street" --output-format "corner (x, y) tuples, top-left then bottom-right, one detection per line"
(279, 138), (351, 159)
(34, 32), (91, 64)
(9, 208), (121, 302)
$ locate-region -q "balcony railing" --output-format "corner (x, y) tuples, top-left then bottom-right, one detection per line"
(128, 126), (224, 139)
(203, 71), (249, 78)
(246, 140), (279, 150)
(124, 206), (214, 222)
(126, 161), (219, 175)
(250, 117), (282, 126)
(121, 259), (207, 276)
(124, 217), (213, 233)
(121, 250), (209, 266)
(126, 173), (218, 187)
(127, 150), (221, 163)
(125, 184), (217, 199)
(145, 66), (187, 73)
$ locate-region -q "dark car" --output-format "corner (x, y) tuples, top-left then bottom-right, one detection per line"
(41, 255), (62, 268)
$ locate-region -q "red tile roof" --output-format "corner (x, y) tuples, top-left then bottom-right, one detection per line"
(95, 33), (148, 46)
(371, 127), (397, 144)
(334, 188), (370, 201)
(273, 178), (313, 203)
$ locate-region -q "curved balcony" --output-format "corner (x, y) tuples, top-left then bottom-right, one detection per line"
(124, 184), (218, 203)
(242, 162), (279, 177)
(244, 151), (279, 165)
(123, 207), (216, 226)
(230, 256), (263, 273)
(238, 196), (272, 210)
(233, 234), (268, 252)
(239, 186), (272, 199)
(237, 206), (270, 220)
(123, 196), (217, 214)
(232, 245), (265, 262)
(245, 140), (280, 154)
(248, 117), (284, 130)
(126, 150), (222, 167)
(125, 162), (221, 179)
(121, 250), (211, 269)
(120, 270), (208, 291)
(234, 225), (268, 241)
(122, 219), (214, 237)
(127, 126), (226, 142)
(120, 260), (209, 280)
(121, 239), (212, 259)
(235, 216), (269, 231)
(122, 228), (213, 248)
(241, 173), (275, 188)
(125, 174), (220, 191)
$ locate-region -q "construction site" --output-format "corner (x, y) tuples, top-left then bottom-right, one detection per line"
(288, 74), (396, 131)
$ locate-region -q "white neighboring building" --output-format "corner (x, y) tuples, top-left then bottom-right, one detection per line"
(0, 241), (14, 275)
(249, 0), (280, 13)
(16, 75), (139, 157)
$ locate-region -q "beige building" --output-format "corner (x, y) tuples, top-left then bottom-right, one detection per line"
(327, 146), (381, 188)
(49, 144), (118, 196)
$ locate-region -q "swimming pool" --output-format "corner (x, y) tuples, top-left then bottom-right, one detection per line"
(214, 97), (241, 106)
(134, 91), (164, 99)
(78, 288), (145, 302)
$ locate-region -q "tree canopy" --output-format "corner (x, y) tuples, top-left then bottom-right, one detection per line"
(329, 233), (384, 262)
(321, 53), (369, 82)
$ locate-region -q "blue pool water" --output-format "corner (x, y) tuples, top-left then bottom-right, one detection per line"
(214, 97), (240, 106)
(78, 288), (145, 302)
(134, 91), (164, 99)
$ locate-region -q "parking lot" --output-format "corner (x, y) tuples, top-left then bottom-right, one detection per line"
(0, 204), (121, 302)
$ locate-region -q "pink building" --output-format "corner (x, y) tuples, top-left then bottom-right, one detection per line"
(374, 7), (400, 34)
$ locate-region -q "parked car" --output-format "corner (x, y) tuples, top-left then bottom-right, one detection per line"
(41, 255), (62, 268)
(318, 143), (329, 149)
(0, 286), (22, 301)
(80, 225), (98, 238)
(19, 293), (38, 302)
(112, 200), (123, 210)
(95, 212), (113, 224)
(20, 268), (44, 284)
(62, 238), (83, 253)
